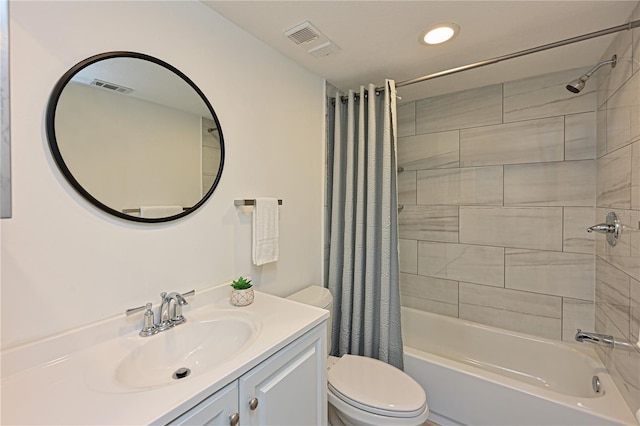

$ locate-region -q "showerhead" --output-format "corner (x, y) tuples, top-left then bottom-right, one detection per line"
(566, 76), (588, 93)
(566, 55), (617, 94)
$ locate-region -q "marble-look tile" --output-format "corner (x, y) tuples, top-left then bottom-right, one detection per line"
(418, 241), (504, 287)
(505, 249), (594, 300)
(597, 106), (607, 158)
(607, 68), (640, 112)
(397, 131), (459, 170)
(596, 257), (630, 306)
(596, 145), (632, 209)
(399, 205), (458, 242)
(504, 160), (595, 207)
(459, 282), (562, 340)
(599, 229), (640, 281)
(632, 103), (640, 145)
(504, 67), (596, 123)
(398, 102), (416, 137)
(601, 209), (640, 280)
(399, 239), (418, 274)
(602, 251), (640, 283)
(565, 112), (596, 161)
(631, 277), (640, 345)
(562, 298), (594, 342)
(563, 207), (595, 254)
(417, 166), (503, 206)
(635, 2), (640, 76)
(606, 106), (632, 153)
(459, 117), (564, 166)
(400, 273), (458, 318)
(415, 84), (502, 134)
(597, 27), (633, 109)
(398, 171), (416, 205)
(459, 207), (563, 251)
(632, 218), (640, 281)
(595, 302), (620, 338)
(632, 141), (640, 210)
(633, 305), (640, 349)
(609, 350), (640, 417)
(600, 302), (631, 341)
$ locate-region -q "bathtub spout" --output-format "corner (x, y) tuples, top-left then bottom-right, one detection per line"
(575, 329), (614, 346)
(575, 329), (636, 351)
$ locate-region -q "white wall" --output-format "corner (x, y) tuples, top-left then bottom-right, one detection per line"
(1, 1), (325, 349)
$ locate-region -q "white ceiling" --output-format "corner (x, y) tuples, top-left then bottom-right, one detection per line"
(203, 1), (638, 102)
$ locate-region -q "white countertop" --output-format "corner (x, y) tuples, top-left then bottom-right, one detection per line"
(1, 283), (328, 425)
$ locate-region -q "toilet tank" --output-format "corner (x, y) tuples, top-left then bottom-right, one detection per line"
(287, 286), (333, 355)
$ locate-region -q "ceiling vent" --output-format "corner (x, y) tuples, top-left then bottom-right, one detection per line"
(284, 21), (339, 58)
(90, 79), (133, 94)
(285, 21), (322, 45)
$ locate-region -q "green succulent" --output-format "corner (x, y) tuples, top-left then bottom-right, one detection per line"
(231, 276), (253, 290)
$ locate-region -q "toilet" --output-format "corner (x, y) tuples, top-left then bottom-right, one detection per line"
(287, 286), (429, 426)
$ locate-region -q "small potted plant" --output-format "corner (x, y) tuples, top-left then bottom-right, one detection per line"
(230, 276), (254, 306)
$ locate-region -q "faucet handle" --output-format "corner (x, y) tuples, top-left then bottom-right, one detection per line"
(126, 302), (152, 316)
(139, 303), (159, 337)
(126, 302), (159, 337)
(181, 289), (195, 298)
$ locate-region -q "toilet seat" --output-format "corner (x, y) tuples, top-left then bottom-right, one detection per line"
(328, 354), (427, 418)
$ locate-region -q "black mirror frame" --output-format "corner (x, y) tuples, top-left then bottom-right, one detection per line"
(46, 51), (225, 223)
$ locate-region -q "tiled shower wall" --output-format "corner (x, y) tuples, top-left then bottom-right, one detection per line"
(397, 67), (598, 342)
(593, 2), (640, 414)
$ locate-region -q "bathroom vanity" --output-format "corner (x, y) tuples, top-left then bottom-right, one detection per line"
(0, 284), (328, 425)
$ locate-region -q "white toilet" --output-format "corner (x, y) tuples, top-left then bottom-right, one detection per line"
(287, 286), (429, 426)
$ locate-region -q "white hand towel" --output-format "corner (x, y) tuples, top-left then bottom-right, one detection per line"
(252, 198), (279, 266)
(140, 206), (183, 218)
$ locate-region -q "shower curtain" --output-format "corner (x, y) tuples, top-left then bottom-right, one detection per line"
(325, 80), (403, 369)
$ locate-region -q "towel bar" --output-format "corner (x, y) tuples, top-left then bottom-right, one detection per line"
(234, 199), (283, 206)
(123, 207), (190, 214)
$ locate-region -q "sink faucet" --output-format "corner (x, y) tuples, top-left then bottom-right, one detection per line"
(126, 290), (195, 336)
(158, 291), (189, 331)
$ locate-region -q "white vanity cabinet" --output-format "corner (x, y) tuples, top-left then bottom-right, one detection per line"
(169, 381), (239, 426)
(167, 323), (326, 426)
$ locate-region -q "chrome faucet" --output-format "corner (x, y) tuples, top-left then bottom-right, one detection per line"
(575, 329), (636, 351)
(575, 329), (614, 346)
(158, 291), (189, 331)
(586, 212), (622, 246)
(126, 290), (195, 336)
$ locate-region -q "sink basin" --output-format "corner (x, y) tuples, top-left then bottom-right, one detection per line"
(114, 314), (259, 389)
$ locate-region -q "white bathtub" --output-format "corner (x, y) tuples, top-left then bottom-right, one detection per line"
(401, 307), (638, 426)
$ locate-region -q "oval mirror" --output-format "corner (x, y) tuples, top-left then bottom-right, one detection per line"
(46, 51), (224, 223)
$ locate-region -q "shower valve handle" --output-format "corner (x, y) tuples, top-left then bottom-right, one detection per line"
(586, 223), (615, 234)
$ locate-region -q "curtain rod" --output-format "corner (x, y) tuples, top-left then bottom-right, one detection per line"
(380, 19), (640, 91)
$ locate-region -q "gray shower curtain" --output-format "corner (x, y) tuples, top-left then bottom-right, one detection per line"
(325, 80), (403, 369)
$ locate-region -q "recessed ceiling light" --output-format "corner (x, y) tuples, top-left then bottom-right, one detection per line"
(421, 23), (459, 45)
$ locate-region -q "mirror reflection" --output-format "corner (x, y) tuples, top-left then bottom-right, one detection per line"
(47, 52), (224, 222)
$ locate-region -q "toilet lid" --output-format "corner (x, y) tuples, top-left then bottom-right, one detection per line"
(328, 355), (427, 418)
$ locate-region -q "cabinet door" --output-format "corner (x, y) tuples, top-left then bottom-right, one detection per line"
(239, 324), (327, 426)
(168, 381), (239, 426)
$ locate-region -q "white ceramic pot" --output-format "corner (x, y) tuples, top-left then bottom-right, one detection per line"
(231, 288), (254, 306)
